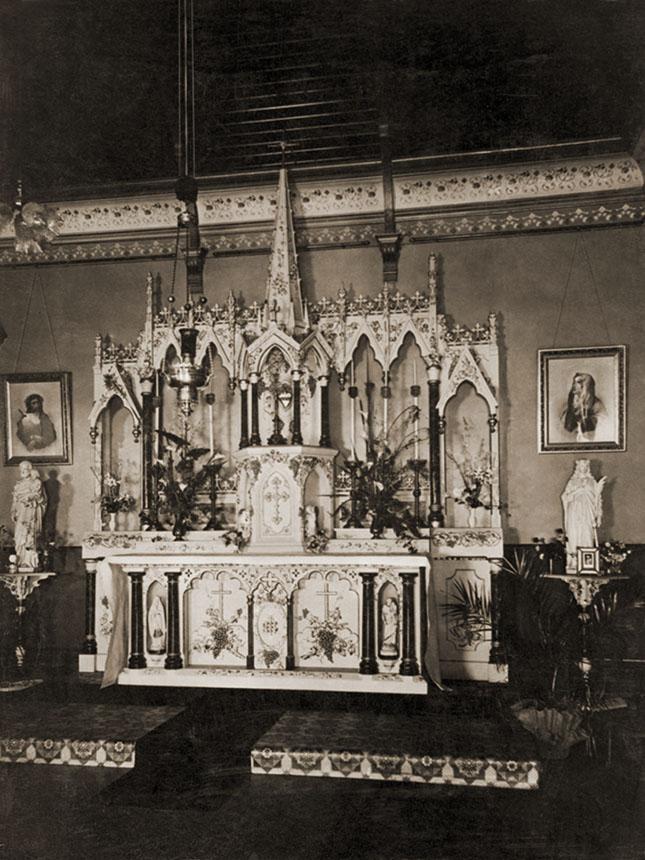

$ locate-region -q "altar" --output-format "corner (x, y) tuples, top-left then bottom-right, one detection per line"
(78, 165), (507, 692)
(81, 536), (432, 693)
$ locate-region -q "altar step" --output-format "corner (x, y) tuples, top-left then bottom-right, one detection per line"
(118, 666), (428, 695)
(0, 702), (184, 769)
(251, 710), (541, 790)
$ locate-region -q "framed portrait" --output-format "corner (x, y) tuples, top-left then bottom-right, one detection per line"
(538, 345), (626, 453)
(577, 547), (600, 575)
(1, 372), (73, 465)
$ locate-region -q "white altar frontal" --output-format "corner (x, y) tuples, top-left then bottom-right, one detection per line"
(79, 166), (508, 692)
(81, 536), (431, 694)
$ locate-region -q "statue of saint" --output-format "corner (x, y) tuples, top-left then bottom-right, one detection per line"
(147, 595), (166, 653)
(304, 505), (318, 540)
(11, 461), (46, 571)
(561, 459), (607, 571)
(380, 596), (399, 657)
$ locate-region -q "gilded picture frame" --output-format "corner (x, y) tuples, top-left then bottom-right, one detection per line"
(1, 371), (73, 465)
(538, 345), (626, 453)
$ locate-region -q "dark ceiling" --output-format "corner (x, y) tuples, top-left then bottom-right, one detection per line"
(1, 0), (644, 199)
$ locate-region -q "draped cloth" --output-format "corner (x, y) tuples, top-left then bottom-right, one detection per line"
(100, 561), (129, 688)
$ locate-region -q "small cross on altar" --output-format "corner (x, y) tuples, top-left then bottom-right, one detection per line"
(209, 578), (233, 618)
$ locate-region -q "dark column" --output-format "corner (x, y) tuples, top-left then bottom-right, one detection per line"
(489, 561), (506, 668)
(418, 565), (428, 677)
(140, 377), (156, 526)
(128, 571), (147, 669)
(164, 572), (183, 669)
(375, 124), (402, 283)
(359, 571), (378, 674)
(428, 363), (444, 527)
(285, 595), (295, 670)
(246, 594), (255, 669)
(239, 380), (249, 448)
(291, 372), (303, 445)
(249, 373), (261, 446)
(399, 571), (419, 676)
(319, 375), (331, 447)
(82, 560), (98, 655)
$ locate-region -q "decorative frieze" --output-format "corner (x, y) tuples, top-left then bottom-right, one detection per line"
(1, 156), (641, 265)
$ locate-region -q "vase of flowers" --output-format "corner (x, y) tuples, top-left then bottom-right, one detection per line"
(448, 418), (493, 527)
(100, 474), (135, 531)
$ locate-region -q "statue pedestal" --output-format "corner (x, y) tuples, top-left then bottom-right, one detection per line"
(0, 570), (56, 690)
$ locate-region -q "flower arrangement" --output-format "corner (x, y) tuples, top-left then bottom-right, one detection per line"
(340, 404), (423, 549)
(192, 606), (244, 661)
(100, 474), (135, 515)
(300, 607), (357, 663)
(448, 418), (492, 511)
(599, 540), (631, 575)
(305, 528), (329, 553)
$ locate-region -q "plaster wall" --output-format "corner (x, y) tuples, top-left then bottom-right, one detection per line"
(0, 225), (643, 544)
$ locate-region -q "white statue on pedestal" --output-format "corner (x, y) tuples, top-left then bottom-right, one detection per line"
(561, 459), (607, 570)
(11, 461), (46, 571)
(147, 595), (167, 653)
(381, 597), (399, 656)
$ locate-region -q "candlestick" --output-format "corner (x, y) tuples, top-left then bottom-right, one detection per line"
(349, 361), (357, 459)
(383, 370), (389, 436)
(205, 392), (215, 454)
(411, 368), (420, 460)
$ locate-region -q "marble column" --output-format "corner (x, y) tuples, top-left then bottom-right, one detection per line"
(399, 571), (419, 676)
(319, 375), (331, 447)
(428, 362), (444, 527)
(291, 370), (303, 445)
(82, 559), (98, 655)
(164, 572), (183, 669)
(249, 372), (261, 446)
(128, 571), (147, 669)
(489, 562), (505, 668)
(246, 594), (255, 669)
(285, 595), (295, 670)
(239, 379), (249, 449)
(140, 377), (156, 526)
(359, 571), (378, 674)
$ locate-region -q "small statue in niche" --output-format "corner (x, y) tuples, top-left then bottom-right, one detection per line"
(147, 595), (167, 653)
(561, 459), (607, 571)
(11, 460), (46, 571)
(238, 508), (252, 543)
(380, 596), (399, 657)
(304, 505), (318, 540)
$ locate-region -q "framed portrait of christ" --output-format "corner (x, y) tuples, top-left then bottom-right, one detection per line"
(1, 371), (73, 465)
(538, 346), (626, 453)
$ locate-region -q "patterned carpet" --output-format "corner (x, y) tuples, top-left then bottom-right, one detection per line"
(251, 709), (540, 788)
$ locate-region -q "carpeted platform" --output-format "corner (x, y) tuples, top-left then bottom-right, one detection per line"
(251, 709), (541, 789)
(0, 702), (184, 768)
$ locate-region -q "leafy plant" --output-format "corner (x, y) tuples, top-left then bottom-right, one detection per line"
(338, 404), (424, 548)
(442, 579), (492, 647)
(153, 430), (216, 538)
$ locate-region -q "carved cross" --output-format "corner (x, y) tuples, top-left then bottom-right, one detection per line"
(209, 578), (232, 617)
(316, 579), (339, 619)
(264, 474), (290, 527)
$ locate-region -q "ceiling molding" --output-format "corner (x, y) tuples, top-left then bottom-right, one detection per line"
(0, 156), (642, 266)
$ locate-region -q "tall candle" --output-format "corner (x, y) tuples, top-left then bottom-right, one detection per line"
(413, 362), (419, 459)
(350, 360), (356, 459)
(208, 402), (215, 455)
(383, 370), (389, 437)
